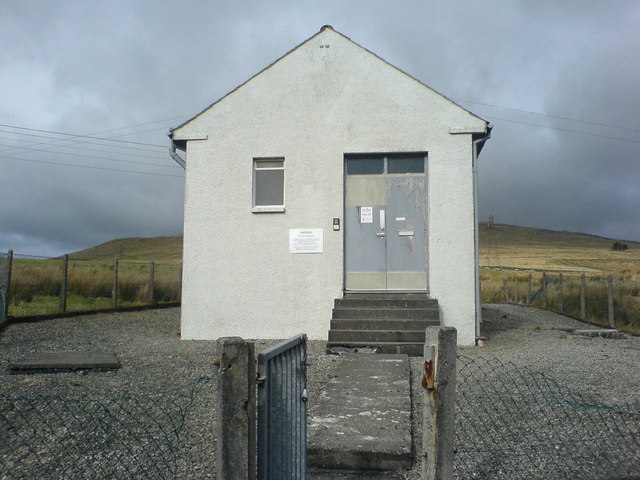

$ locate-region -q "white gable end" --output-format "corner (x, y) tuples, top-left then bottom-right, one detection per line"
(172, 27), (489, 347)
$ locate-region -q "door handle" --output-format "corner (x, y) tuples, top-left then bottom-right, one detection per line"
(376, 232), (385, 238)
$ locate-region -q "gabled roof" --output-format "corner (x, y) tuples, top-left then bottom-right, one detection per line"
(170, 26), (487, 138)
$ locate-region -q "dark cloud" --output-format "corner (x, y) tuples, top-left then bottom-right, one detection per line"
(1, 0), (638, 257)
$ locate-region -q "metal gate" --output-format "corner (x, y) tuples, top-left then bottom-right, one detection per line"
(257, 333), (308, 480)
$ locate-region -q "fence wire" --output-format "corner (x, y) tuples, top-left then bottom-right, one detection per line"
(0, 370), (217, 480)
(455, 355), (640, 480)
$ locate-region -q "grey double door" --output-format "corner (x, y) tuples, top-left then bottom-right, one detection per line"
(344, 154), (428, 291)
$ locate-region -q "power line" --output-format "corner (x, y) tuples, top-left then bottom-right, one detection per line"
(487, 115), (640, 145)
(0, 129), (166, 153)
(0, 155), (184, 178)
(0, 123), (167, 148)
(456, 99), (640, 134)
(0, 116), (188, 156)
(0, 143), (179, 169)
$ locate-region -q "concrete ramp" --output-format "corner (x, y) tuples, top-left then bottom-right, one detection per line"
(8, 352), (121, 372)
(308, 353), (412, 471)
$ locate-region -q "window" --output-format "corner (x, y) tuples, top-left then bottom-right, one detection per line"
(345, 154), (426, 175)
(387, 155), (425, 174)
(253, 158), (284, 212)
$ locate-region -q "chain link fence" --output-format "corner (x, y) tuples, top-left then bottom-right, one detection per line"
(0, 370), (216, 479)
(481, 268), (640, 335)
(455, 355), (640, 480)
(2, 251), (182, 319)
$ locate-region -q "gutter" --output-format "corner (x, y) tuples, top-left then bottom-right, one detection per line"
(169, 143), (186, 170)
(472, 125), (492, 343)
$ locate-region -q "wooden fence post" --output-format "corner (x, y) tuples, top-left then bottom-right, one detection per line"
(514, 276), (520, 304)
(60, 254), (69, 314)
(502, 279), (508, 303)
(580, 273), (586, 320)
(216, 337), (257, 480)
(4, 250), (13, 318)
(178, 262), (183, 303)
(149, 261), (155, 305)
(112, 259), (119, 308)
(542, 273), (547, 308)
(559, 273), (564, 313)
(422, 327), (457, 480)
(527, 274), (532, 305)
(607, 275), (614, 328)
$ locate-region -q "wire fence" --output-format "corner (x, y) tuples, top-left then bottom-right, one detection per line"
(0, 370), (216, 479)
(455, 355), (640, 480)
(481, 268), (640, 335)
(2, 251), (182, 319)
(1, 355), (639, 478)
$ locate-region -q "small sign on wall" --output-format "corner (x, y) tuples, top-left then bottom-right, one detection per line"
(289, 229), (323, 253)
(360, 206), (373, 224)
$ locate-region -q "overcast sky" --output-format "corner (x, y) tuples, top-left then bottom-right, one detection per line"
(1, 1), (639, 256)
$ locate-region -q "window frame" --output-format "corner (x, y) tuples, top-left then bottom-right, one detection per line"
(252, 157), (285, 213)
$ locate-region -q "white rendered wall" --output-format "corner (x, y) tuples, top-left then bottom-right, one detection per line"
(174, 28), (486, 345)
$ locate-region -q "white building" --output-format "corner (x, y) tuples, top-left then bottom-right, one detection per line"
(170, 26), (490, 346)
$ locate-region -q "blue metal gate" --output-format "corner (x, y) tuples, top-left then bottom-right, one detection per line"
(257, 333), (308, 480)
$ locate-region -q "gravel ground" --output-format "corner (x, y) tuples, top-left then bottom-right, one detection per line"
(1, 305), (639, 479)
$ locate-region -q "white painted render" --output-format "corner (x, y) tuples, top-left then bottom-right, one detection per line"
(172, 27), (488, 346)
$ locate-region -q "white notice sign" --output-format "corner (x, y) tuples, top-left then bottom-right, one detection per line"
(360, 207), (373, 224)
(289, 229), (323, 254)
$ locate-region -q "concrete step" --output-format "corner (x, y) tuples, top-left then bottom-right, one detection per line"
(335, 297), (438, 309)
(326, 341), (424, 356)
(330, 318), (439, 331)
(329, 329), (425, 343)
(343, 292), (431, 300)
(332, 307), (439, 320)
(308, 354), (411, 471)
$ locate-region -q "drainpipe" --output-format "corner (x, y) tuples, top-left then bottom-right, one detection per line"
(170, 144), (186, 169)
(472, 125), (492, 342)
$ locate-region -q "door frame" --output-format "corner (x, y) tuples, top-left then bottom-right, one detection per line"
(342, 152), (429, 293)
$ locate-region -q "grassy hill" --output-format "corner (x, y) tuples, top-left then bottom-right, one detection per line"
(69, 235), (183, 261)
(479, 223), (640, 273)
(68, 223), (640, 273)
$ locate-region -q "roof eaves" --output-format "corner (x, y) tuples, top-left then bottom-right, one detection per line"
(169, 26), (488, 136)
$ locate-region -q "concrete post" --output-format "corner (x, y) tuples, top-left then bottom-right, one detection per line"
(542, 273), (547, 307)
(422, 326), (457, 480)
(527, 274), (532, 305)
(216, 337), (256, 480)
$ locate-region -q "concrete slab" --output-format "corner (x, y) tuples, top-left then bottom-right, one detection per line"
(308, 354), (412, 472)
(8, 351), (121, 372)
(572, 328), (626, 339)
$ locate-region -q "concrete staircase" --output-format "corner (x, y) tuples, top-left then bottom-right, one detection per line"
(326, 293), (440, 356)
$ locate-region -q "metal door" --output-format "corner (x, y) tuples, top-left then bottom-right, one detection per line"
(345, 154), (427, 291)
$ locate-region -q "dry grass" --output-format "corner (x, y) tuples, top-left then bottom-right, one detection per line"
(7, 258), (181, 317)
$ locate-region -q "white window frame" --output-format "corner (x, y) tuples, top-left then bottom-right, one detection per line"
(252, 157), (285, 213)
